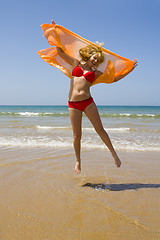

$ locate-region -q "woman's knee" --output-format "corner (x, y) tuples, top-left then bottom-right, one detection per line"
(95, 126), (105, 135)
(73, 133), (82, 142)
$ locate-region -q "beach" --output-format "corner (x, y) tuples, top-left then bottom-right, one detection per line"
(0, 105), (160, 239)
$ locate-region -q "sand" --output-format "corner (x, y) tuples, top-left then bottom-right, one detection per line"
(0, 148), (160, 240)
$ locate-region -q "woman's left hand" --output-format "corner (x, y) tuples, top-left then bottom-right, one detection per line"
(114, 58), (138, 82)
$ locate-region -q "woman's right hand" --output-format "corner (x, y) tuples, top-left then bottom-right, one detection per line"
(51, 20), (55, 25)
(132, 58), (138, 70)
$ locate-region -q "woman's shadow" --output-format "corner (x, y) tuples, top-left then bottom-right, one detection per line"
(82, 183), (160, 191)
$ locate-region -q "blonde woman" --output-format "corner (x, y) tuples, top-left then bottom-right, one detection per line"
(56, 42), (137, 174)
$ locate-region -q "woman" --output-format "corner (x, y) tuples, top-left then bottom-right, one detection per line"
(56, 38), (137, 174)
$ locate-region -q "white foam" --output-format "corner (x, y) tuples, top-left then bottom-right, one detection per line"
(82, 127), (130, 133)
(37, 125), (71, 130)
(36, 126), (130, 133)
(18, 112), (39, 117)
(0, 136), (72, 148)
(107, 127), (130, 132)
(119, 113), (131, 116)
(0, 136), (159, 152)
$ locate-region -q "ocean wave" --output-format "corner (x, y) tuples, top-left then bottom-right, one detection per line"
(0, 136), (159, 152)
(36, 126), (160, 133)
(37, 125), (72, 130)
(7, 125), (158, 134)
(0, 137), (72, 148)
(82, 127), (131, 133)
(36, 126), (131, 133)
(0, 112), (69, 117)
(0, 111), (160, 119)
(100, 113), (160, 119)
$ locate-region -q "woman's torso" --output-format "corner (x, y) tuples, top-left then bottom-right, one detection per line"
(68, 63), (95, 101)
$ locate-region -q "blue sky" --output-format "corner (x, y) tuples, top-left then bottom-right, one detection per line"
(0, 0), (160, 105)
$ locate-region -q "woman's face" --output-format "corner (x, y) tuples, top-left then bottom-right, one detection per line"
(89, 53), (100, 67)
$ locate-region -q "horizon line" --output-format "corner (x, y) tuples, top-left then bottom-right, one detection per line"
(0, 104), (160, 107)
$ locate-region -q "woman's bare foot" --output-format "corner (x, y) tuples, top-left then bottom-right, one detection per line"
(112, 153), (121, 168)
(75, 162), (81, 174)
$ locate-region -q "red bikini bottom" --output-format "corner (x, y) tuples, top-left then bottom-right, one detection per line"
(68, 97), (93, 111)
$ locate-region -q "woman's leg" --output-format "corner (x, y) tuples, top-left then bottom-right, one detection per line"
(69, 107), (83, 174)
(84, 102), (121, 167)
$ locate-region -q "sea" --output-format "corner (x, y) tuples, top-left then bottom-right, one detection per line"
(0, 105), (160, 152)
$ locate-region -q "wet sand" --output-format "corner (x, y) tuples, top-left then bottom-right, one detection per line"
(0, 148), (160, 240)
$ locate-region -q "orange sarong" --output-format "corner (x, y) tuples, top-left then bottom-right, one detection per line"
(38, 22), (134, 85)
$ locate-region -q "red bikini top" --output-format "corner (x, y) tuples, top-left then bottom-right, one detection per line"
(72, 65), (95, 84)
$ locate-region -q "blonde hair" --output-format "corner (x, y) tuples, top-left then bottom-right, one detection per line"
(79, 44), (104, 63)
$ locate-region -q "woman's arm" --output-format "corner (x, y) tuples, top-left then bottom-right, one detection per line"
(56, 47), (78, 66)
(114, 59), (138, 82)
(51, 21), (79, 66)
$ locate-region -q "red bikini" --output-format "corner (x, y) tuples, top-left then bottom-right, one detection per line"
(72, 65), (95, 84)
(68, 66), (95, 111)
(68, 97), (93, 111)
